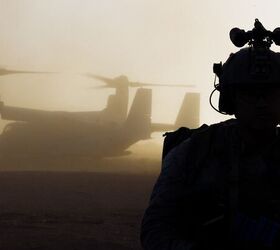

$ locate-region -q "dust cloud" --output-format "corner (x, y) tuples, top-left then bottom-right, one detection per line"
(1, 1), (277, 249)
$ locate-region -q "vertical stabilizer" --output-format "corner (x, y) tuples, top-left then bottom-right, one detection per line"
(102, 85), (129, 124)
(175, 92), (200, 129)
(123, 88), (152, 142)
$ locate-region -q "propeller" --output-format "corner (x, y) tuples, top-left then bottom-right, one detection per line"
(0, 67), (54, 76)
(85, 74), (195, 89)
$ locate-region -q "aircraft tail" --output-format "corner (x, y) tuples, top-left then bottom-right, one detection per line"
(175, 92), (200, 128)
(151, 92), (200, 131)
(101, 85), (129, 124)
(123, 88), (152, 143)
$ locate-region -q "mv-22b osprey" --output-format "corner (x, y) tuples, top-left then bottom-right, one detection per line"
(0, 74), (199, 158)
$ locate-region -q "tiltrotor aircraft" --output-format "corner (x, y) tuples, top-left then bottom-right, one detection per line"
(0, 74), (199, 158)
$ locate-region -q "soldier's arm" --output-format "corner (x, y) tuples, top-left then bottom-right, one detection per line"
(141, 139), (199, 250)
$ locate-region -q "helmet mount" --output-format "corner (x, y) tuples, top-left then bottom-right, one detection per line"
(230, 19), (280, 49)
(211, 19), (280, 115)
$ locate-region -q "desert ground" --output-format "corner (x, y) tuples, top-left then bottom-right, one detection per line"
(0, 146), (162, 250)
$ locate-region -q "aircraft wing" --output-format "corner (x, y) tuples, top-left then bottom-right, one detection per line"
(151, 123), (175, 132)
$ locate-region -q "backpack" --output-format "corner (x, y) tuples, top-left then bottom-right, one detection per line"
(160, 121), (240, 249)
(161, 124), (209, 160)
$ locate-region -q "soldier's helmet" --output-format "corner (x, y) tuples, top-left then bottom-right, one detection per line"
(212, 19), (280, 115)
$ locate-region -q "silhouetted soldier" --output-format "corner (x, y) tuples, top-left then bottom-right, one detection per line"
(141, 19), (280, 249)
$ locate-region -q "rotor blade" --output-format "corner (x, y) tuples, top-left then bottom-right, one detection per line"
(0, 68), (54, 76)
(87, 85), (109, 89)
(85, 74), (115, 85)
(130, 81), (195, 88)
(85, 74), (131, 89)
(86, 73), (195, 88)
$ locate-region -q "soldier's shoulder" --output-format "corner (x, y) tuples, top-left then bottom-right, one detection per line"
(162, 124), (208, 159)
(190, 118), (237, 142)
(162, 119), (238, 161)
(186, 118), (238, 159)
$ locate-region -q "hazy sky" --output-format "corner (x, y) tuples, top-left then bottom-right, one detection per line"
(0, 0), (280, 128)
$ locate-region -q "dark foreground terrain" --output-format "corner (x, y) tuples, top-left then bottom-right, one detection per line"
(0, 158), (159, 250)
